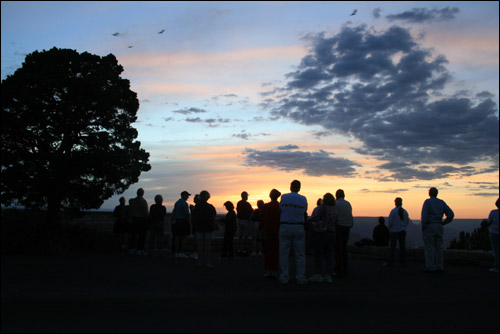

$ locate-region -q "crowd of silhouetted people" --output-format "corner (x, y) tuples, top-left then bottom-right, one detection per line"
(113, 181), (499, 283)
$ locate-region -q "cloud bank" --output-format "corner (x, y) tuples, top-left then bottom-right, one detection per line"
(243, 147), (359, 177)
(264, 25), (499, 181)
(386, 7), (460, 23)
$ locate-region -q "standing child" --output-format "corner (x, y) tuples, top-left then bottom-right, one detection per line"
(220, 201), (237, 259)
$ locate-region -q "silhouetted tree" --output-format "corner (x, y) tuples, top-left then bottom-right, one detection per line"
(448, 220), (491, 251)
(1, 47), (151, 226)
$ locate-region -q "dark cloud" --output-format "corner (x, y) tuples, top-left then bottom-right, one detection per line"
(373, 7), (382, 19)
(470, 192), (499, 198)
(386, 7), (460, 23)
(233, 131), (251, 140)
(243, 148), (360, 177)
(185, 117), (230, 127)
(172, 107), (208, 114)
(378, 164), (479, 182)
(232, 131), (271, 140)
(277, 145), (300, 150)
(359, 188), (409, 193)
(264, 25), (499, 181)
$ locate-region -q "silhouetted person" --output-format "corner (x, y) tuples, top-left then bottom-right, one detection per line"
(306, 198), (323, 255)
(189, 194), (200, 260)
(335, 189), (353, 277)
(308, 193), (337, 283)
(192, 190), (217, 268)
(236, 191), (254, 256)
(487, 197), (499, 273)
(171, 191), (191, 258)
(279, 180), (308, 284)
(113, 197), (129, 251)
(384, 198), (410, 267)
(148, 194), (167, 256)
(260, 189), (282, 278)
(250, 200), (264, 256)
(373, 217), (389, 247)
(421, 187), (454, 273)
(128, 188), (149, 256)
(220, 201), (237, 259)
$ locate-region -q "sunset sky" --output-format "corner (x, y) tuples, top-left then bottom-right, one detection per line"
(2, 1), (498, 219)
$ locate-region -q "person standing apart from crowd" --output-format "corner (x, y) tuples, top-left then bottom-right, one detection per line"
(421, 187), (454, 273)
(279, 180), (308, 284)
(129, 188), (149, 256)
(192, 190), (217, 268)
(384, 198), (410, 267)
(308, 193), (337, 283)
(236, 191), (254, 256)
(148, 195), (167, 256)
(171, 191), (191, 259)
(373, 217), (390, 247)
(220, 201), (237, 260)
(487, 198), (499, 273)
(335, 189), (353, 278)
(260, 189), (282, 278)
(113, 197), (129, 251)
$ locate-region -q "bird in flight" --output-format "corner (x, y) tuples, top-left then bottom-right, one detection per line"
(128, 46), (134, 48)
(112, 32), (120, 36)
(350, 9), (357, 16)
(158, 29), (165, 34)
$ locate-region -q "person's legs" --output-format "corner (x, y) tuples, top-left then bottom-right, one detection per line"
(387, 232), (397, 265)
(489, 232), (499, 271)
(324, 232), (336, 273)
(293, 226), (306, 282)
(279, 225), (292, 283)
(423, 225), (436, 271)
(313, 232), (323, 271)
(205, 235), (213, 267)
(336, 226), (350, 276)
(398, 231), (406, 266)
(434, 225), (444, 271)
(137, 218), (147, 252)
(196, 232), (205, 266)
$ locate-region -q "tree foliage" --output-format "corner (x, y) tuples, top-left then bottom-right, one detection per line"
(448, 220), (491, 251)
(1, 47), (151, 217)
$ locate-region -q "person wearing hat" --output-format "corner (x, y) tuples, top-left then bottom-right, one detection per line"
(171, 191), (191, 258)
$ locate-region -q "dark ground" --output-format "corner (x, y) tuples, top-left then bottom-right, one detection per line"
(2, 252), (498, 333)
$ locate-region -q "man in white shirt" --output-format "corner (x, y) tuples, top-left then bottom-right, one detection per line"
(279, 180), (308, 284)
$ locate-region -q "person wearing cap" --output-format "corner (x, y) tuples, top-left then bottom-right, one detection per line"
(171, 191), (191, 258)
(279, 180), (308, 284)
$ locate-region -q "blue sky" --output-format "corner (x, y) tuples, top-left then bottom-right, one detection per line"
(2, 1), (498, 218)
